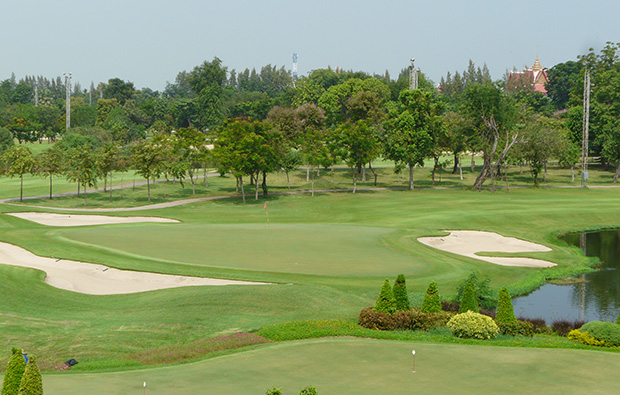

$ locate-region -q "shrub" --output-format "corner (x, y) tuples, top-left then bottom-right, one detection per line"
(551, 319), (586, 337)
(442, 300), (460, 312)
(266, 387), (283, 395)
(299, 386), (318, 395)
(568, 329), (607, 347)
(447, 311), (499, 340)
(497, 320), (534, 337)
(579, 321), (620, 347)
(359, 307), (397, 331)
(374, 279), (396, 314)
(617, 312), (620, 325)
(2, 348), (26, 395)
(456, 272), (495, 310)
(393, 274), (410, 311)
(495, 288), (517, 324)
(458, 281), (479, 314)
(517, 317), (549, 334)
(18, 357), (42, 395)
(421, 281), (442, 313)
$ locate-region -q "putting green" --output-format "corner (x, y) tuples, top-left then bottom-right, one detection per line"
(42, 338), (620, 394)
(58, 224), (423, 276)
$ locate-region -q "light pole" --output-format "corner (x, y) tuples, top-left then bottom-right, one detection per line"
(409, 58), (418, 90)
(63, 72), (72, 132)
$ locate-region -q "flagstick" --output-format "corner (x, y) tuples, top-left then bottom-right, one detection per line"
(264, 202), (269, 226)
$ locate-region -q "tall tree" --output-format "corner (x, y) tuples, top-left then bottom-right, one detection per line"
(188, 57), (227, 129)
(37, 145), (64, 199)
(131, 139), (165, 202)
(1, 146), (36, 202)
(336, 120), (380, 192)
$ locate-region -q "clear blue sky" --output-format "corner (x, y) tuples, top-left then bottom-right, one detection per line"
(1, 0), (618, 91)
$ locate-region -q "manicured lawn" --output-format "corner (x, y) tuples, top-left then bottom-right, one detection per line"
(40, 338), (620, 394)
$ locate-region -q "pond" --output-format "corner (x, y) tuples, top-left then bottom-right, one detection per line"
(511, 230), (620, 324)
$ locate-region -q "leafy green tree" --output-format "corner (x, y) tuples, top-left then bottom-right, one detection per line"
(546, 60), (583, 110)
(458, 280), (479, 313)
(335, 120), (380, 192)
(382, 89), (439, 189)
(392, 274), (410, 311)
(463, 83), (519, 191)
(103, 78), (135, 104)
(175, 127), (206, 194)
(37, 145), (64, 199)
(65, 147), (98, 206)
(17, 357), (42, 395)
(421, 281), (442, 313)
(96, 144), (121, 196)
(0, 127), (14, 154)
(495, 287), (517, 324)
(1, 146), (36, 202)
(188, 57), (227, 129)
(2, 348), (26, 395)
(374, 279), (396, 314)
(131, 139), (165, 202)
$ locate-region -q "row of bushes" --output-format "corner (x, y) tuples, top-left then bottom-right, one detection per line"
(2, 348), (43, 395)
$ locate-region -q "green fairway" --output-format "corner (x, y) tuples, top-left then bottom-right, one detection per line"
(41, 338), (620, 394)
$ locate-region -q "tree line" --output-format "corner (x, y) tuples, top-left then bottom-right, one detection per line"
(0, 43), (619, 202)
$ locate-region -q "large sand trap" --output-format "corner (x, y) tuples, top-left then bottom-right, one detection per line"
(6, 212), (179, 227)
(0, 242), (264, 295)
(418, 230), (556, 268)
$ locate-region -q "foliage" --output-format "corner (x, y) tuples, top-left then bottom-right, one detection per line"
(517, 317), (550, 334)
(0, 127), (14, 154)
(358, 307), (453, 331)
(373, 279), (396, 314)
(447, 311), (499, 340)
(299, 386), (318, 395)
(265, 386), (283, 395)
(2, 348), (26, 395)
(17, 357), (42, 395)
(497, 320), (534, 337)
(578, 321), (620, 347)
(551, 319), (586, 337)
(392, 274), (410, 311)
(456, 272), (495, 310)
(458, 280), (479, 314)
(568, 329), (607, 347)
(495, 287), (517, 324)
(421, 281), (442, 313)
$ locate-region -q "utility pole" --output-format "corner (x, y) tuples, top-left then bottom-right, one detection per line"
(409, 58), (418, 90)
(34, 84), (38, 107)
(581, 68), (591, 187)
(292, 53), (298, 87)
(64, 72), (72, 132)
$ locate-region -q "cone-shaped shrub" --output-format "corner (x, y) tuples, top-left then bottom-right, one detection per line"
(458, 280), (479, 313)
(495, 287), (517, 323)
(392, 274), (410, 311)
(421, 281), (442, 313)
(2, 348), (26, 395)
(18, 357), (42, 395)
(374, 279), (396, 314)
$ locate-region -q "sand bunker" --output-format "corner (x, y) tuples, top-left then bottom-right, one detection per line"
(0, 242), (264, 295)
(6, 212), (179, 227)
(418, 230), (556, 268)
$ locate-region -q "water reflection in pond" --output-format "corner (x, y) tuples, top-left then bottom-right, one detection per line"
(512, 230), (620, 324)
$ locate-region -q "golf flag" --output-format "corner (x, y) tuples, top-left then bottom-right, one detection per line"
(264, 202), (267, 210)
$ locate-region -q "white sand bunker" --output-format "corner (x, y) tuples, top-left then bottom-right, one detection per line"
(6, 212), (179, 227)
(418, 230), (556, 268)
(0, 242), (264, 295)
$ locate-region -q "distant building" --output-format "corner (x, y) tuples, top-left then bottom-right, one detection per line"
(506, 55), (549, 95)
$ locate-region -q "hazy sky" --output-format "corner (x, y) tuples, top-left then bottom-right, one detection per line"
(1, 0), (618, 91)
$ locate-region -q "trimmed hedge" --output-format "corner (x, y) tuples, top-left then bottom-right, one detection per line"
(447, 311), (499, 340)
(579, 321), (620, 347)
(497, 320), (534, 337)
(458, 281), (479, 314)
(358, 307), (453, 331)
(421, 281), (442, 313)
(393, 274), (410, 311)
(2, 348), (26, 395)
(495, 288), (517, 324)
(18, 357), (42, 395)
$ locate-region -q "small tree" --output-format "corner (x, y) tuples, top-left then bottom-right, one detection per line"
(374, 279), (396, 314)
(421, 281), (442, 313)
(458, 281), (479, 313)
(495, 287), (517, 323)
(17, 357), (42, 395)
(392, 274), (410, 311)
(1, 146), (36, 202)
(2, 348), (26, 395)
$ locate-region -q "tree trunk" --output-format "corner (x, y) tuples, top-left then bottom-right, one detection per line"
(614, 163), (620, 183)
(408, 164), (414, 190)
(331, 167), (334, 183)
(431, 156), (439, 187)
(240, 176), (246, 203)
(306, 163), (310, 182)
(20, 175), (23, 202)
(286, 170), (290, 189)
(77, 183), (80, 197)
(458, 159), (463, 180)
(505, 163), (509, 192)
(311, 167), (315, 197)
(452, 153), (459, 174)
(353, 168), (358, 193)
(362, 165), (366, 181)
(571, 166), (575, 183)
(261, 171), (268, 196)
(368, 162), (378, 186)
(471, 153), (475, 172)
(543, 162), (548, 183)
(255, 172), (259, 201)
(147, 177), (151, 202)
(49, 176), (53, 200)
(103, 174), (107, 193)
(190, 172), (195, 195)
(83, 183), (87, 206)
(235, 177), (239, 193)
(110, 173), (113, 202)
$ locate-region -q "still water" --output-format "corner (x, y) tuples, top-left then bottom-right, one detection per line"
(512, 230), (620, 324)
